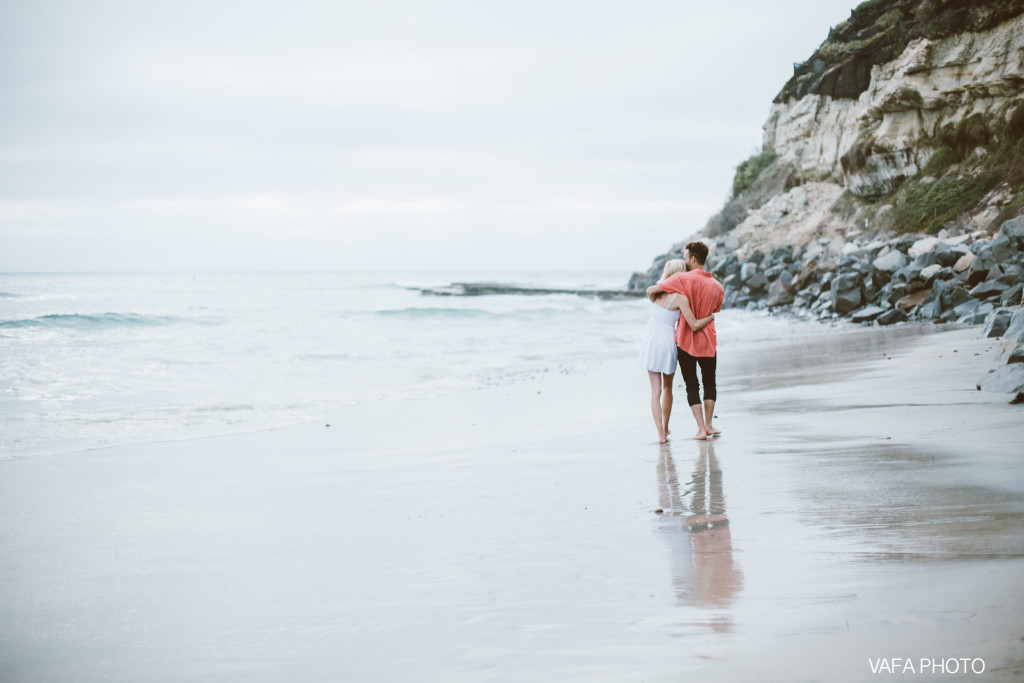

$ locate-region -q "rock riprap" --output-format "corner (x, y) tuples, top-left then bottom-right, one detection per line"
(629, 216), (1024, 400)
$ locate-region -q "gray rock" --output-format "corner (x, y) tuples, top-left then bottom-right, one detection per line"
(832, 288), (863, 316)
(628, 272), (649, 290)
(932, 266), (955, 283)
(982, 308), (1015, 338)
(935, 243), (958, 268)
(999, 264), (1023, 285)
(940, 284), (972, 310)
(908, 237), (939, 258)
(772, 245), (794, 263)
(978, 363), (1024, 394)
(918, 298), (943, 321)
(966, 239), (1012, 287)
(872, 250), (907, 285)
(913, 248), (942, 270)
(766, 278), (795, 306)
(973, 302), (996, 322)
(831, 271), (862, 291)
(893, 262), (923, 284)
(953, 299), (981, 319)
(877, 308), (908, 325)
(793, 259), (819, 291)
(971, 238), (994, 254)
(970, 280), (1008, 300)
(741, 263), (768, 292)
(1004, 308), (1024, 340)
(999, 215), (1024, 249)
(850, 305), (885, 323)
(830, 272), (863, 315)
(1001, 283), (1023, 308)
(919, 264), (943, 283)
(994, 309), (1024, 364)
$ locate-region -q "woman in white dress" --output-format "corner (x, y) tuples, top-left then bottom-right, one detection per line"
(640, 259), (714, 444)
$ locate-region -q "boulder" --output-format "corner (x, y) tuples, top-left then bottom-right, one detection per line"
(908, 237), (939, 259)
(970, 281), (1008, 300)
(953, 299), (981, 319)
(917, 280), (949, 320)
(771, 245), (794, 263)
(978, 363), (1024, 394)
(973, 302), (996, 322)
(932, 267), (955, 284)
(794, 258), (820, 291)
(934, 243), (958, 268)
(971, 238), (995, 254)
(981, 308), (1015, 338)
(941, 285), (973, 310)
(893, 260), (925, 284)
(765, 278), (795, 306)
(877, 308), (908, 325)
(872, 250), (907, 285)
(981, 235), (1015, 264)
(850, 305), (885, 323)
(918, 298), (943, 321)
(1001, 283), (1023, 308)
(995, 309), (1024, 364)
(1000, 216), (1024, 250)
(953, 251), (975, 273)
(998, 264), (1023, 285)
(830, 272), (863, 315)
(920, 264), (943, 283)
(741, 263), (768, 292)
(896, 289), (929, 312)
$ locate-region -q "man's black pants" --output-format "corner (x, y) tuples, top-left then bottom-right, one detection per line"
(677, 349), (717, 407)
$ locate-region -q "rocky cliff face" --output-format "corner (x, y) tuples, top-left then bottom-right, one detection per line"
(765, 10), (1024, 198)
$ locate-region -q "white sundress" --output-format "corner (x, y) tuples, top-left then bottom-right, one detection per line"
(639, 300), (680, 374)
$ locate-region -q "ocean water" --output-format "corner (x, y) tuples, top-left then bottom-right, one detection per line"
(0, 271), (651, 459)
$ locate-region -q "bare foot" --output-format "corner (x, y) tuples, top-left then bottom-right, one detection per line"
(658, 435), (668, 444)
(706, 426), (721, 436)
(693, 430), (707, 440)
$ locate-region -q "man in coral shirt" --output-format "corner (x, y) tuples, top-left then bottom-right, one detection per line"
(646, 241), (724, 440)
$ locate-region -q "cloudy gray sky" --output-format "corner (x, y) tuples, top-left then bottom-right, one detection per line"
(1, 0), (857, 272)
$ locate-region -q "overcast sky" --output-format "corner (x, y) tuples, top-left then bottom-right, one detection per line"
(1, 0), (857, 272)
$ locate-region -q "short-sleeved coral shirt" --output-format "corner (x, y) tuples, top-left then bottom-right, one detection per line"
(659, 270), (724, 357)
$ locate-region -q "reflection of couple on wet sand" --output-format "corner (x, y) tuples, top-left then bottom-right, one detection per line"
(639, 241), (725, 443)
(656, 441), (743, 615)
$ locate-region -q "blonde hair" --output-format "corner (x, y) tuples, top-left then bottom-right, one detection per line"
(659, 259), (685, 282)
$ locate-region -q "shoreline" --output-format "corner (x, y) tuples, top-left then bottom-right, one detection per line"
(2, 320), (1022, 681)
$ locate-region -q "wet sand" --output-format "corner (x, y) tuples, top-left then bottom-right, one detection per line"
(1, 319), (1023, 681)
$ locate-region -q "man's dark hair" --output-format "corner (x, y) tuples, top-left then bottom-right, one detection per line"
(685, 241), (709, 266)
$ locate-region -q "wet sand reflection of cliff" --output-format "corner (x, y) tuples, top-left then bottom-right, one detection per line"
(655, 441), (743, 629)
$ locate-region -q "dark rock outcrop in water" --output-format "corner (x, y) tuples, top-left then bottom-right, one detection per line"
(630, 0), (1024, 400)
(417, 282), (644, 300)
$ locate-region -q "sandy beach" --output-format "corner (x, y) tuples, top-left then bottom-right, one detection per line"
(2, 318), (1023, 682)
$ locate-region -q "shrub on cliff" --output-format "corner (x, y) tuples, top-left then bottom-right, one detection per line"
(921, 146), (957, 177)
(893, 173), (997, 233)
(732, 151), (778, 197)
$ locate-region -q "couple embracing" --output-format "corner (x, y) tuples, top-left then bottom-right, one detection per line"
(639, 241), (724, 444)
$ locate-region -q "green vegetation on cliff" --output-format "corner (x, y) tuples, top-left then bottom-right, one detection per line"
(732, 151), (778, 196)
